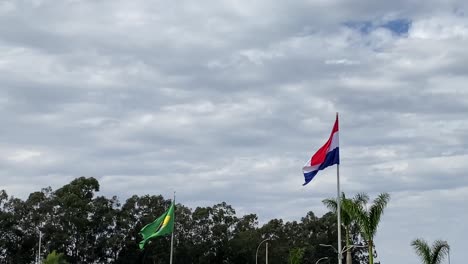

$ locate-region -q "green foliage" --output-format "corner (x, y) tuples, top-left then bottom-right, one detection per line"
(411, 239), (449, 264)
(43, 250), (69, 264)
(288, 247), (305, 264)
(323, 192), (369, 264)
(343, 192), (390, 264)
(0, 177), (368, 264)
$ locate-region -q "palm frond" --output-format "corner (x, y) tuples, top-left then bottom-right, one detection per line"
(368, 193), (390, 237)
(323, 195), (352, 226)
(322, 192), (348, 213)
(322, 198), (338, 213)
(342, 198), (370, 239)
(353, 192), (369, 206)
(411, 239), (432, 264)
(341, 192), (347, 200)
(430, 240), (449, 264)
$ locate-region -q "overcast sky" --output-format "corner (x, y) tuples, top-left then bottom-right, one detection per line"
(1, 0), (468, 263)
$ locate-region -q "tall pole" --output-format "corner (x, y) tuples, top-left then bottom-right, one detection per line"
(38, 229), (42, 264)
(336, 112), (342, 264)
(265, 242), (268, 264)
(256, 238), (270, 264)
(169, 191), (175, 264)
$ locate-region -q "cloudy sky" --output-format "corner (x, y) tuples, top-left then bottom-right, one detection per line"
(1, 0), (468, 262)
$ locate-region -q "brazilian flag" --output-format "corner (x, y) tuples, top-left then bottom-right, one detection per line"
(139, 202), (175, 249)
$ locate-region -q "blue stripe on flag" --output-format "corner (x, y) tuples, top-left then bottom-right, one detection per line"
(303, 147), (340, 185)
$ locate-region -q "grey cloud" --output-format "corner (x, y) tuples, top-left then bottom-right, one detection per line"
(1, 1), (468, 264)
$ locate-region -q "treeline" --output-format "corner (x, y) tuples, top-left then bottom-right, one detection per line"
(0, 177), (371, 264)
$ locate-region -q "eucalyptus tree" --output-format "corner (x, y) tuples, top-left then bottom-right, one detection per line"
(411, 239), (449, 264)
(323, 192), (369, 264)
(53, 177), (100, 263)
(2, 176), (391, 264)
(343, 193), (390, 264)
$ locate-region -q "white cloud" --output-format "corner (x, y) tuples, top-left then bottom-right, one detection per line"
(410, 15), (468, 39)
(6, 150), (41, 162)
(324, 59), (360, 65)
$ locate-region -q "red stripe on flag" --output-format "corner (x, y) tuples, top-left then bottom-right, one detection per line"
(309, 116), (339, 166)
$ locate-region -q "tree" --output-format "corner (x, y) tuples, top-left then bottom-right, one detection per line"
(88, 195), (119, 263)
(1, 177), (385, 264)
(1, 195), (36, 264)
(52, 177), (100, 263)
(43, 250), (69, 264)
(259, 218), (288, 264)
(411, 239), (449, 264)
(115, 194), (170, 264)
(323, 193), (369, 264)
(288, 247), (305, 264)
(343, 193), (390, 264)
(0, 190), (18, 263)
(228, 213), (260, 263)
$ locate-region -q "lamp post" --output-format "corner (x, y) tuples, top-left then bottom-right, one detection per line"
(256, 238), (270, 264)
(36, 228), (42, 264)
(315, 257), (329, 264)
(319, 244), (339, 253)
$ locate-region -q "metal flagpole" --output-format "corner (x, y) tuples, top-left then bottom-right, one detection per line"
(337, 163), (342, 264)
(169, 191), (175, 264)
(336, 112), (342, 264)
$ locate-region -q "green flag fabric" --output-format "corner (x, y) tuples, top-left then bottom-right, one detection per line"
(139, 202), (175, 249)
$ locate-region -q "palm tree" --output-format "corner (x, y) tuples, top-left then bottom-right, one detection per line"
(323, 193), (369, 264)
(43, 250), (69, 264)
(411, 239), (449, 264)
(288, 247), (305, 264)
(343, 192), (390, 264)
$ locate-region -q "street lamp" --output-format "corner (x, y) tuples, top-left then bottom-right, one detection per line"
(315, 257), (329, 264)
(36, 227), (42, 264)
(256, 238), (270, 264)
(319, 244), (338, 253)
